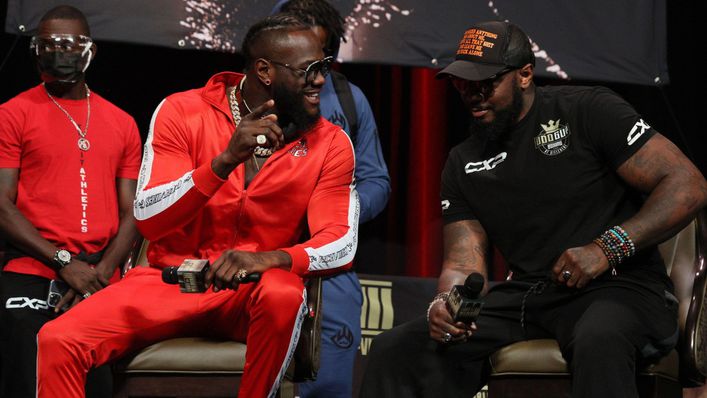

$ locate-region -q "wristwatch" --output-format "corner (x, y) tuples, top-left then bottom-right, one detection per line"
(53, 249), (72, 268)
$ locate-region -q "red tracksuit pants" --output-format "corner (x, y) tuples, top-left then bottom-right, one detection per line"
(36, 266), (306, 398)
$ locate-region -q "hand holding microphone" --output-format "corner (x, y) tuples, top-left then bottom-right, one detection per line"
(428, 272), (485, 344)
(445, 272), (485, 324)
(162, 259), (261, 293)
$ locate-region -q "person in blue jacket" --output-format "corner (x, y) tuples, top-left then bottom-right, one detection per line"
(271, 1), (391, 396)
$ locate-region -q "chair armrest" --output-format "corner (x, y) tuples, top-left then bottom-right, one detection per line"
(681, 209), (707, 386)
(122, 237), (147, 276)
(287, 276), (323, 382)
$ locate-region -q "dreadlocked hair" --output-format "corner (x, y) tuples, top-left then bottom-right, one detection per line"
(280, 0), (345, 44)
(241, 14), (311, 68)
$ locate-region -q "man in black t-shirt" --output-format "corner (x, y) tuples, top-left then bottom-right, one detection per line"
(359, 21), (707, 398)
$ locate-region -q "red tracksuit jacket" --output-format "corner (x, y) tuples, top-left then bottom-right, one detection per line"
(133, 72), (359, 276)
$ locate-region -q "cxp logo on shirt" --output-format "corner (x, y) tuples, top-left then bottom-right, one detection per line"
(6, 297), (49, 311)
(627, 118), (650, 146)
(534, 119), (571, 156)
(464, 152), (507, 174)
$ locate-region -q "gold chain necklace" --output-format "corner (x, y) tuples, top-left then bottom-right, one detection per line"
(228, 77), (272, 157)
(228, 86), (242, 125)
(44, 83), (91, 151)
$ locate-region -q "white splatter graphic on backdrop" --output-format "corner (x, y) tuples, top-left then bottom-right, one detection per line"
(338, 1), (413, 61)
(179, 0), (413, 56)
(488, 1), (569, 80)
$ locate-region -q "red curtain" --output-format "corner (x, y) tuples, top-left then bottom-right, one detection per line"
(404, 68), (448, 277)
(351, 65), (450, 278)
(348, 64), (510, 279)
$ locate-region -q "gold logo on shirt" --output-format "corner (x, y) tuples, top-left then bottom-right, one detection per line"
(535, 118), (571, 156)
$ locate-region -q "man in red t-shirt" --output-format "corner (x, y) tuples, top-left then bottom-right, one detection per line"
(0, 6), (142, 397)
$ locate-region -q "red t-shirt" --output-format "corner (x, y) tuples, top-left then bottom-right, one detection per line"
(0, 84), (142, 280)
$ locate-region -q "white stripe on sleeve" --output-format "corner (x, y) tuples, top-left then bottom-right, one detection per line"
(133, 99), (196, 221)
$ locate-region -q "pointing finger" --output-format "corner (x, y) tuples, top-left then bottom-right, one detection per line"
(242, 99), (276, 121)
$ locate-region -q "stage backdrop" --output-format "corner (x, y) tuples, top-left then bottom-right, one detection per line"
(6, 0), (668, 85)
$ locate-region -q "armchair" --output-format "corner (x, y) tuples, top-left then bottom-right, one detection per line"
(487, 210), (706, 398)
(112, 240), (322, 398)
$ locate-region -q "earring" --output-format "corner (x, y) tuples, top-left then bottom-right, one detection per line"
(264, 80), (271, 86)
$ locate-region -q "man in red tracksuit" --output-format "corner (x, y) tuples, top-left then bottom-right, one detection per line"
(36, 14), (358, 398)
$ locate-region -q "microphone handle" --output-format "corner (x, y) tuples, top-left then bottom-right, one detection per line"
(239, 272), (262, 283)
(162, 266), (262, 285)
(162, 266), (179, 284)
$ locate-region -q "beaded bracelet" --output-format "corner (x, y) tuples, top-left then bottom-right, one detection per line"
(592, 225), (636, 276)
(426, 292), (449, 323)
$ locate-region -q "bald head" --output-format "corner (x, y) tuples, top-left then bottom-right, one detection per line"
(39, 5), (90, 36)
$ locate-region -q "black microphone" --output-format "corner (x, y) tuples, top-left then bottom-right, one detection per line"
(162, 259), (261, 293)
(445, 272), (485, 324)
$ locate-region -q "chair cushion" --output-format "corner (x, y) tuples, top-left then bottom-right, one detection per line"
(123, 338), (247, 374)
(490, 339), (679, 382)
(490, 340), (568, 374)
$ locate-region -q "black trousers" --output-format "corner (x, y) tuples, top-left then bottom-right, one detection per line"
(0, 271), (112, 398)
(359, 279), (678, 398)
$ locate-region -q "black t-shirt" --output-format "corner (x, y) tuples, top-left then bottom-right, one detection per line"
(441, 85), (670, 288)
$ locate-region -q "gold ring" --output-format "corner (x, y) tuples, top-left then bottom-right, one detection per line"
(236, 269), (248, 281)
(256, 134), (267, 145)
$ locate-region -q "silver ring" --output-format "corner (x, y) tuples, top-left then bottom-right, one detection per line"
(442, 332), (453, 343)
(82, 292), (91, 299)
(256, 134), (267, 145)
(562, 270), (572, 281)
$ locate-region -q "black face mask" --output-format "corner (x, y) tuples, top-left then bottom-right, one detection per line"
(37, 51), (88, 84)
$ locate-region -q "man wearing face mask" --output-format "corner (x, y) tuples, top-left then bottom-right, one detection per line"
(0, 5), (142, 397)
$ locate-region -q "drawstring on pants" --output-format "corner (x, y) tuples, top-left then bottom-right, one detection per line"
(520, 281), (547, 334)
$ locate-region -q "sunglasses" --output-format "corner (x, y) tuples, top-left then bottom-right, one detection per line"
(30, 34), (93, 55)
(266, 56), (334, 84)
(450, 67), (516, 99)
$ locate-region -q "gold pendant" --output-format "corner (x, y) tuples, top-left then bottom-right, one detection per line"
(78, 137), (91, 151)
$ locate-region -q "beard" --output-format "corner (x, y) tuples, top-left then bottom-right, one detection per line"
(469, 81), (524, 142)
(272, 81), (320, 140)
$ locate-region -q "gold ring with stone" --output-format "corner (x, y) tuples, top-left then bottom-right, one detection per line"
(236, 269), (248, 281)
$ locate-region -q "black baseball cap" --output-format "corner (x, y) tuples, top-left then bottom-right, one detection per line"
(437, 21), (535, 81)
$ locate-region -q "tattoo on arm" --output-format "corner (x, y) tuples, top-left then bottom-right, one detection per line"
(617, 133), (707, 249)
(438, 220), (489, 292)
